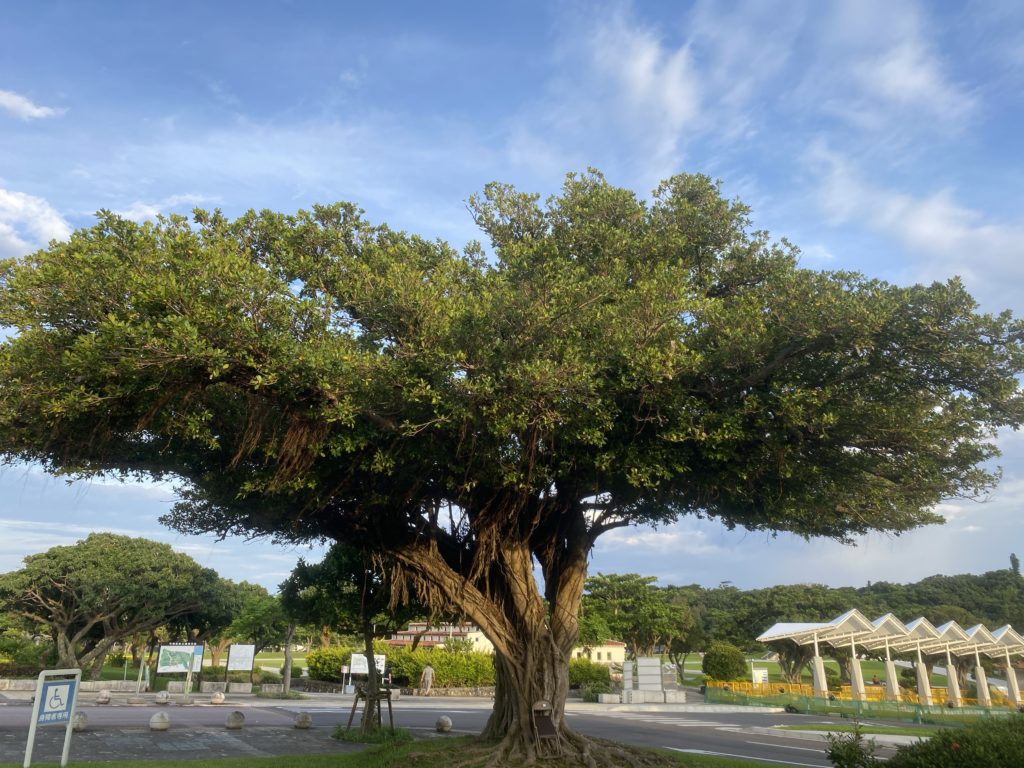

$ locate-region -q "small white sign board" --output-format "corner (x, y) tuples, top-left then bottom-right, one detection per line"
(227, 644), (256, 672)
(752, 667), (769, 685)
(24, 668), (81, 767)
(348, 653), (386, 675)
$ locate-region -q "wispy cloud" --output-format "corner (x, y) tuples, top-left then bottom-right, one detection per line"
(0, 89), (65, 120)
(508, 4), (702, 189)
(792, 0), (976, 143)
(114, 193), (219, 222)
(0, 186), (72, 258)
(856, 38), (975, 123)
(807, 142), (1024, 313)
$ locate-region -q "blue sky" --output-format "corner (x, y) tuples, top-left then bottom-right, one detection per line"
(2, 0), (1023, 593)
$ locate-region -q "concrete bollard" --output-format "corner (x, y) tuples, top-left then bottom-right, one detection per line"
(225, 710), (245, 730)
(155, 691), (170, 705)
(149, 712), (171, 731)
(435, 715), (452, 733)
(96, 689), (111, 704)
(71, 713), (88, 732)
(293, 712), (313, 729)
(210, 691), (226, 704)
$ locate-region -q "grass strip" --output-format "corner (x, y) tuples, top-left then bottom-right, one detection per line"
(1, 735), (782, 768)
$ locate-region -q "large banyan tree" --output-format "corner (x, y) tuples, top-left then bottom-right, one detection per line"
(1, 172), (1022, 765)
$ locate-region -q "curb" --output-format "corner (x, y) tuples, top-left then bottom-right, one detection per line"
(748, 725), (928, 746)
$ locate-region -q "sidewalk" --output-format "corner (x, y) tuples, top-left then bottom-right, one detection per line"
(0, 689), (782, 765)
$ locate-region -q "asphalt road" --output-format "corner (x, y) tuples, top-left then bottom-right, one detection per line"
(0, 695), (906, 767)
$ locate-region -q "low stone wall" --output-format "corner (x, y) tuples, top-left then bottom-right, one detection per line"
(399, 686), (496, 697)
(2, 678), (140, 692)
(0, 679), (36, 691)
(82, 680), (139, 692)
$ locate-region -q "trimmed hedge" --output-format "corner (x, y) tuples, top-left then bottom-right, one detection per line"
(702, 641), (747, 681)
(569, 658), (610, 689)
(304, 645), (495, 688)
(387, 646), (494, 688)
(305, 647), (353, 682)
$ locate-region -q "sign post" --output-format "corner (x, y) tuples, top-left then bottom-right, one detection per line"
(24, 668), (81, 768)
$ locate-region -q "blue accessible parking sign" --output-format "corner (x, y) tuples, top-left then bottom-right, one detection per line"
(24, 668), (82, 767)
(37, 679), (77, 726)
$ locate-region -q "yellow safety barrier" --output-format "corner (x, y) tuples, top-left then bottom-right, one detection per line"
(705, 680), (1021, 710)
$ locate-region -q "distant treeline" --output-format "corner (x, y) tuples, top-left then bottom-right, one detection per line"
(667, 559), (1024, 651)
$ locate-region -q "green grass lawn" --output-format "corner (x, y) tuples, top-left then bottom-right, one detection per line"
(0, 736), (781, 768)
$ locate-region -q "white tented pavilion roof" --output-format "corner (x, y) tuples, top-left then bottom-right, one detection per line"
(758, 611), (1024, 661)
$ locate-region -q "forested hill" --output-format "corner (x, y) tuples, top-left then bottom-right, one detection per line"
(669, 563), (1024, 650)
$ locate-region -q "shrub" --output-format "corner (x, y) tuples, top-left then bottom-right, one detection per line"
(701, 641), (747, 681)
(825, 724), (880, 768)
(0, 630), (48, 670)
(305, 647), (352, 682)
(581, 681), (611, 702)
(886, 715), (1024, 767)
(569, 658), (610, 689)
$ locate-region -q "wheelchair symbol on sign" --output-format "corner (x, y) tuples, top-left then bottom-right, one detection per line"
(47, 687), (65, 711)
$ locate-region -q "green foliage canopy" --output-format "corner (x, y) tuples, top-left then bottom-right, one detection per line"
(583, 573), (693, 656)
(0, 170), (1021, 746)
(0, 533), (223, 669)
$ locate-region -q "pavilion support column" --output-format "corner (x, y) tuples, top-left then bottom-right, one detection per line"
(974, 650), (991, 707)
(849, 637), (866, 701)
(883, 643), (900, 702)
(945, 647), (961, 707)
(915, 646), (933, 706)
(811, 635), (828, 699)
(1004, 650), (1020, 707)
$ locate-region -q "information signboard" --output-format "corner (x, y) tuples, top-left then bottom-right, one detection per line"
(348, 653), (386, 675)
(227, 643), (256, 672)
(157, 643), (204, 673)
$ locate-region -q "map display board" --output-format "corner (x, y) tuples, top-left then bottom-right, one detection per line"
(157, 643), (204, 673)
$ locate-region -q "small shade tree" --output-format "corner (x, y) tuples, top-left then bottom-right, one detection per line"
(0, 533), (222, 676)
(279, 543), (419, 729)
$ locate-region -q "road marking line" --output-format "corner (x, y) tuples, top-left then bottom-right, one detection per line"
(747, 740), (826, 753)
(666, 747), (827, 767)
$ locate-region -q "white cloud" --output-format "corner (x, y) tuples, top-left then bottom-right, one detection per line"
(0, 89), (65, 120)
(796, 0), (976, 140)
(798, 243), (836, 264)
(807, 143), (1024, 313)
(113, 193), (218, 222)
(0, 187), (72, 258)
(856, 38), (975, 123)
(509, 5), (702, 188)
